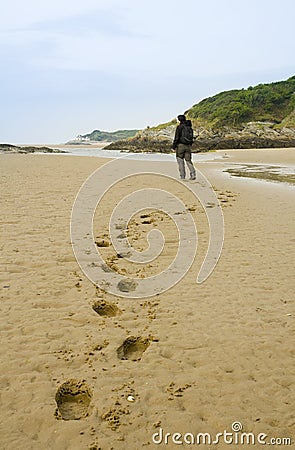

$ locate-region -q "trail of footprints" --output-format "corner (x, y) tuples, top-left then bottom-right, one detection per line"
(54, 292), (152, 409)
(54, 282), (156, 437)
(54, 190), (238, 447)
(215, 188), (238, 207)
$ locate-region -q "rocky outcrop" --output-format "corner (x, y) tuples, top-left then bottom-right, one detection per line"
(191, 121), (295, 150)
(104, 121), (295, 152)
(0, 144), (67, 154)
(105, 137), (172, 153)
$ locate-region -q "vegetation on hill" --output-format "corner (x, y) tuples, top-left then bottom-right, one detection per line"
(278, 108), (295, 128)
(186, 75), (295, 128)
(145, 120), (176, 131)
(82, 129), (140, 142)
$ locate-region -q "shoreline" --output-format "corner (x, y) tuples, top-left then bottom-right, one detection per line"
(2, 147), (294, 188)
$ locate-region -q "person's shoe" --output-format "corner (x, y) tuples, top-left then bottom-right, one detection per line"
(190, 176), (196, 180)
(180, 176), (185, 180)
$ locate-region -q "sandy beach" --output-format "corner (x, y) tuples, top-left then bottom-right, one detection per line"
(0, 149), (294, 449)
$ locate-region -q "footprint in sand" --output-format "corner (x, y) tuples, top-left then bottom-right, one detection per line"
(216, 190), (238, 207)
(117, 278), (138, 293)
(55, 379), (92, 420)
(95, 238), (110, 248)
(92, 299), (121, 317)
(117, 336), (150, 361)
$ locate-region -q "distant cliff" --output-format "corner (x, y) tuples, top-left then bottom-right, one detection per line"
(71, 129), (140, 143)
(105, 76), (295, 152)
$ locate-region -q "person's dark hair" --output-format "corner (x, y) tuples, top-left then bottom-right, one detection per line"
(177, 114), (186, 123)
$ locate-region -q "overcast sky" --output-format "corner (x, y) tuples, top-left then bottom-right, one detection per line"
(1, 0), (295, 143)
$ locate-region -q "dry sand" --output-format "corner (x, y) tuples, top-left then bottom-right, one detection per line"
(0, 149), (294, 449)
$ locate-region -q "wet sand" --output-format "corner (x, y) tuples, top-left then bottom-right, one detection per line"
(0, 149), (294, 449)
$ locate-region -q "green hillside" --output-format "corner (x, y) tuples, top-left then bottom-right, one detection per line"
(82, 129), (140, 142)
(186, 75), (295, 128)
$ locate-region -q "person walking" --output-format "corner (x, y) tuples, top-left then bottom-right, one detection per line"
(172, 115), (196, 180)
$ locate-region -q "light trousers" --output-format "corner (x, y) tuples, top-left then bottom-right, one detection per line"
(176, 143), (196, 179)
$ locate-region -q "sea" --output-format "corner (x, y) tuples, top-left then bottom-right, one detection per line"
(51, 146), (223, 162)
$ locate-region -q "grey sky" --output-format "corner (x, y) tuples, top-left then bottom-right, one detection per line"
(1, 0), (295, 143)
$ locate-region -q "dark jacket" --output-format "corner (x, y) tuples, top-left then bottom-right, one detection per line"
(172, 120), (193, 149)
